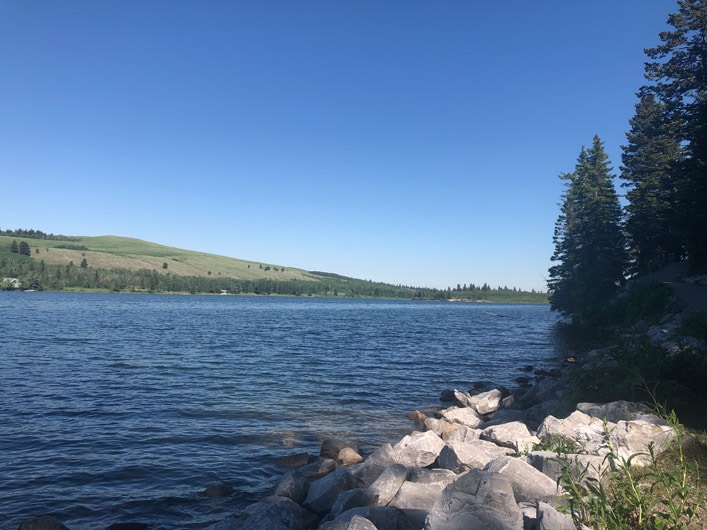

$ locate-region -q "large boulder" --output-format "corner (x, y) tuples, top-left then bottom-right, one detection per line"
(333, 506), (416, 530)
(437, 440), (513, 473)
(368, 463), (409, 506)
(608, 419), (676, 466)
(304, 466), (354, 515)
(445, 425), (480, 444)
(230, 495), (319, 530)
(468, 389), (504, 415)
(536, 410), (614, 455)
(407, 467), (457, 488)
(424, 417), (461, 439)
(536, 501), (581, 530)
(390, 481), (447, 528)
(352, 443), (397, 488)
(480, 421), (533, 450)
(483, 455), (561, 504)
(274, 469), (310, 504)
(451, 389), (476, 408)
(330, 488), (380, 517)
(439, 407), (483, 429)
(425, 469), (524, 530)
(526, 450), (609, 483)
(393, 430), (446, 468)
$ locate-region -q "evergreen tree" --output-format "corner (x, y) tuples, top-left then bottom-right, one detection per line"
(10, 240), (18, 254)
(548, 136), (626, 322)
(18, 241), (31, 256)
(644, 0), (707, 273)
(621, 92), (684, 275)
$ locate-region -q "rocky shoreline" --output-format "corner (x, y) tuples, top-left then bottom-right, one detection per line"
(18, 304), (702, 530)
(196, 353), (675, 530)
(14, 359), (647, 530)
(16, 361), (681, 530)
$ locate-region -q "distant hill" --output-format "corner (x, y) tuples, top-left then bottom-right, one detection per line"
(0, 231), (548, 302)
(0, 234), (320, 281)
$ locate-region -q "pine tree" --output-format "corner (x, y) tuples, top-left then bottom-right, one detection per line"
(644, 0), (707, 273)
(548, 136), (626, 322)
(621, 92), (684, 275)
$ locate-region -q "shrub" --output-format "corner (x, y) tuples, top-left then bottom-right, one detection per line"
(555, 405), (703, 529)
(607, 282), (676, 327)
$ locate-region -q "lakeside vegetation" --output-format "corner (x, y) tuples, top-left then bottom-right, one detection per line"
(548, 1), (707, 325)
(546, 0), (707, 426)
(0, 231), (547, 302)
(546, 3), (707, 526)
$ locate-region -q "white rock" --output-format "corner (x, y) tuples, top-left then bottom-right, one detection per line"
(440, 407), (483, 428)
(480, 421), (533, 449)
(393, 430), (446, 467)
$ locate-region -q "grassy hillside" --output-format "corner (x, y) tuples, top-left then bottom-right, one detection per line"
(0, 232), (548, 302)
(0, 234), (320, 282)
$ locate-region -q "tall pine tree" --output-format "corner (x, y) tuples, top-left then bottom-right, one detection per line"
(548, 136), (626, 322)
(644, 0), (707, 273)
(621, 92), (684, 275)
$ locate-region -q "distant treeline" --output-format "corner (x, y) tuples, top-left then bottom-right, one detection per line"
(0, 228), (80, 242)
(0, 252), (547, 302)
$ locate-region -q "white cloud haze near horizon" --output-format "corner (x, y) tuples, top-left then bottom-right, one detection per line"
(0, 1), (675, 291)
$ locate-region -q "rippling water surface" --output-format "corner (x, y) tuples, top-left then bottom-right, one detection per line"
(0, 292), (563, 529)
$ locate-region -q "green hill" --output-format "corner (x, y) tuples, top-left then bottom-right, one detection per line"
(0, 234), (320, 282)
(0, 231), (548, 302)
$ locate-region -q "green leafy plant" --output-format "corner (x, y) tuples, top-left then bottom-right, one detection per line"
(533, 433), (584, 455)
(553, 403), (703, 529)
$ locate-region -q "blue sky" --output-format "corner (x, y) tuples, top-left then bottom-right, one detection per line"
(0, 1), (674, 291)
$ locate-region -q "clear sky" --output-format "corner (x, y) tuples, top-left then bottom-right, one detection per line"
(0, 1), (675, 291)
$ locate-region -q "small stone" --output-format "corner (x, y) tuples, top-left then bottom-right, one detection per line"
(409, 410), (427, 424)
(321, 437), (359, 460)
(338, 447), (364, 466)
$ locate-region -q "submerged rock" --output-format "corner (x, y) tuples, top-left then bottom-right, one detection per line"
(17, 517), (70, 530)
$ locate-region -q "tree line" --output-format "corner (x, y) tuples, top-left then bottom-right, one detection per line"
(0, 249), (546, 302)
(0, 228), (80, 241)
(549, 0), (707, 323)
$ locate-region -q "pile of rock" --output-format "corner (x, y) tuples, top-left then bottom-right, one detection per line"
(210, 375), (676, 530)
(15, 361), (679, 530)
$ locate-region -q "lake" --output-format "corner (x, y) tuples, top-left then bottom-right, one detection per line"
(0, 292), (567, 529)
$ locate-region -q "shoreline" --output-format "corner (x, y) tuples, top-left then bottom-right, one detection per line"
(15, 351), (589, 530)
(206, 347), (678, 530)
(17, 301), (703, 530)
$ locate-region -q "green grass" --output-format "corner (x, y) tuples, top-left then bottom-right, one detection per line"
(0, 234), (320, 282)
(0, 233), (548, 301)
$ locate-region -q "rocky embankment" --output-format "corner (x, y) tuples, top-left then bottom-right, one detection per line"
(203, 360), (676, 530)
(18, 369), (677, 530)
(16, 357), (682, 530)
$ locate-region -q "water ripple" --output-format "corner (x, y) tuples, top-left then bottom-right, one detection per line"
(0, 292), (565, 529)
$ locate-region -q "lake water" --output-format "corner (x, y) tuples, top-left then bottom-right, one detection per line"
(0, 292), (567, 529)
